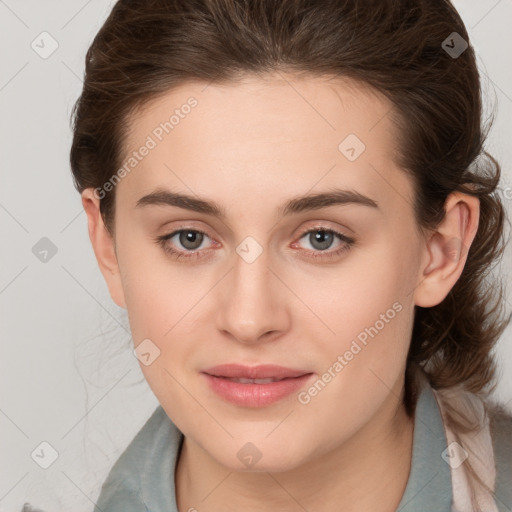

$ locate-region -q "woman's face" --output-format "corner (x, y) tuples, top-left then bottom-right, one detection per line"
(101, 73), (431, 471)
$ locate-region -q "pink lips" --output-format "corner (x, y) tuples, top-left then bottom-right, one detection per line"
(201, 364), (314, 407)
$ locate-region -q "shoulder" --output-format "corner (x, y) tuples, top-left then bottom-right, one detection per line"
(94, 405), (183, 512)
(488, 401), (512, 449)
(487, 401), (512, 510)
(20, 407), (180, 512)
(103, 405), (173, 479)
(432, 383), (512, 510)
(488, 401), (512, 439)
(487, 400), (512, 460)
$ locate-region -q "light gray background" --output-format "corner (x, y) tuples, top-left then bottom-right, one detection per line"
(1, 1), (511, 510)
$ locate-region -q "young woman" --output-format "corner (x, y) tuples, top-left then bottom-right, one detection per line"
(68, 0), (512, 511)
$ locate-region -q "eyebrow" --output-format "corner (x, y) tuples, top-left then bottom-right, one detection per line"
(135, 187), (379, 219)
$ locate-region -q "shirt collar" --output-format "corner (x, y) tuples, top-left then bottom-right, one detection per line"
(396, 380), (453, 511)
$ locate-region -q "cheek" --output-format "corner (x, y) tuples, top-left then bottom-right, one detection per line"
(297, 238), (418, 378)
(116, 231), (187, 337)
(117, 240), (212, 391)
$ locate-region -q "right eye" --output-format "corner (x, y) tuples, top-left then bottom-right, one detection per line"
(156, 228), (217, 260)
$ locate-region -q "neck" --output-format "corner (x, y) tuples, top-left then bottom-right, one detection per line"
(175, 390), (414, 512)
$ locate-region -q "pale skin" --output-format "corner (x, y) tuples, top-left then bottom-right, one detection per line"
(82, 72), (480, 512)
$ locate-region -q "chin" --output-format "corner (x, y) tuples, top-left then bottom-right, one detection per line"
(206, 440), (309, 473)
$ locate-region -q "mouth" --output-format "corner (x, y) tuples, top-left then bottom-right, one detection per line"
(201, 364), (314, 407)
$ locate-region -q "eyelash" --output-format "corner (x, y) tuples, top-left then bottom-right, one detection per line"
(155, 226), (355, 261)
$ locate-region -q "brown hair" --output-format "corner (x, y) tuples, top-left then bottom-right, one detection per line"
(70, 0), (510, 491)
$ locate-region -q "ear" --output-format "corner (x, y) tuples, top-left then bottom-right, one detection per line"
(81, 188), (126, 309)
(414, 191), (480, 308)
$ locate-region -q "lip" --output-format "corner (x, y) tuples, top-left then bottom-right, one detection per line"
(201, 364), (314, 407)
(202, 364), (310, 379)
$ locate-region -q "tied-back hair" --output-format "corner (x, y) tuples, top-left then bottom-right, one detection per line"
(69, 0), (511, 497)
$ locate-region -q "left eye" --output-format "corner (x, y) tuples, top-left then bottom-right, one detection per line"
(296, 228), (351, 252)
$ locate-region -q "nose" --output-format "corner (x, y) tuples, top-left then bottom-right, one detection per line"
(216, 246), (290, 345)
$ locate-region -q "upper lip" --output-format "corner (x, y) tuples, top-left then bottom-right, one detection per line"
(202, 364), (311, 379)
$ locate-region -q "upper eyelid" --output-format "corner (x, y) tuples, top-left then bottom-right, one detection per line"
(163, 225), (353, 249)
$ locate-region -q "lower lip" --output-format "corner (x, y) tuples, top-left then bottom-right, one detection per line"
(201, 373), (314, 407)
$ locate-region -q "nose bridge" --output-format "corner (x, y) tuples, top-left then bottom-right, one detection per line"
(217, 236), (288, 343)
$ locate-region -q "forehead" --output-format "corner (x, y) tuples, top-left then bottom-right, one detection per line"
(124, 72), (395, 152)
(117, 73), (414, 215)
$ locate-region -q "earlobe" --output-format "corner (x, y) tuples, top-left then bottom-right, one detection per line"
(81, 189), (127, 309)
(414, 192), (479, 308)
